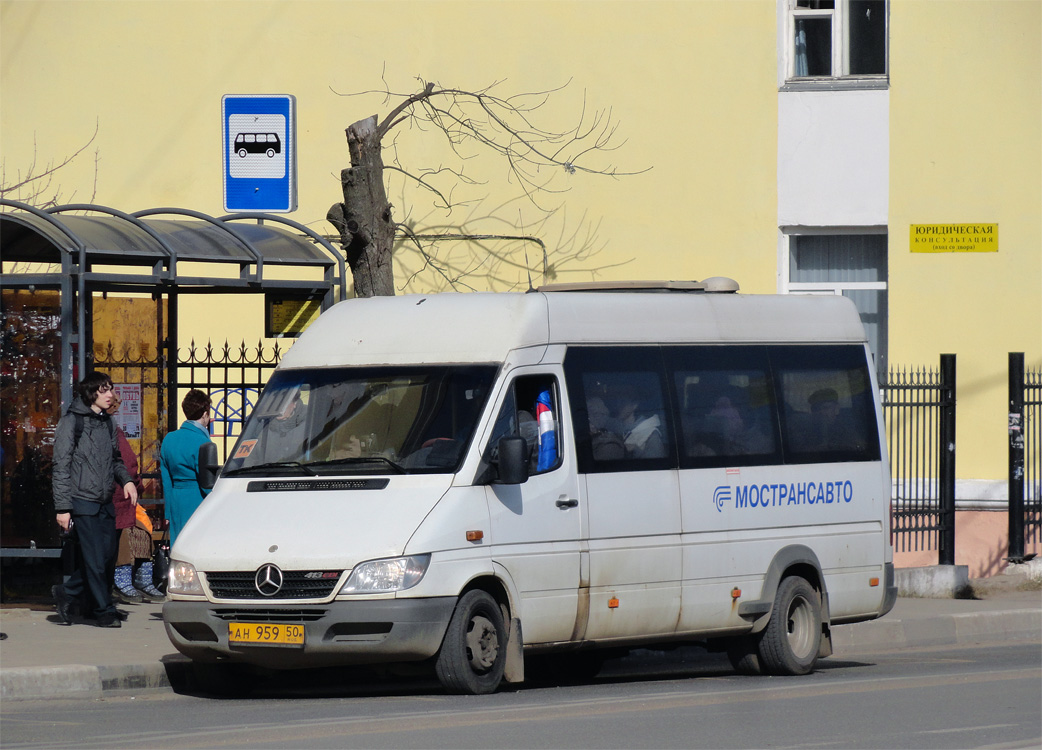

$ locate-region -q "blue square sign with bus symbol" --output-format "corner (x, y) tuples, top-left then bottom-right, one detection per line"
(223, 95), (297, 212)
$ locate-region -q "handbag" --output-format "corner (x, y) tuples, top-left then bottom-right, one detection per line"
(153, 526), (171, 593)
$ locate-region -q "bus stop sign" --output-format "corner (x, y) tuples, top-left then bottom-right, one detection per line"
(223, 94), (297, 212)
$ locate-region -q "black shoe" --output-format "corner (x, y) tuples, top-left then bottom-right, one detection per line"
(95, 615), (122, 628)
(52, 585), (73, 626)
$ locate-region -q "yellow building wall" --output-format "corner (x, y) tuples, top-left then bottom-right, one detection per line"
(1, 0), (779, 316)
(889, 0), (1042, 482)
(6, 0), (1035, 491)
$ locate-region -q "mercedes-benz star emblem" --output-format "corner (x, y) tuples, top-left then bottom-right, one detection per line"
(255, 564), (284, 597)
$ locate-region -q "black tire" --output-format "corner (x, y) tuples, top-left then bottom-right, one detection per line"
(266, 148), (275, 158)
(435, 590), (506, 695)
(237, 148), (247, 158)
(758, 576), (821, 676)
(726, 637), (763, 675)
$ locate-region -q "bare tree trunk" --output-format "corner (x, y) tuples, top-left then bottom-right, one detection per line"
(327, 115), (396, 297)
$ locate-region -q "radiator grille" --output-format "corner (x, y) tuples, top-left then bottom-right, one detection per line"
(205, 571), (342, 600)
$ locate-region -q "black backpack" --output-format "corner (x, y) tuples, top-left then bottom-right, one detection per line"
(70, 410), (115, 455)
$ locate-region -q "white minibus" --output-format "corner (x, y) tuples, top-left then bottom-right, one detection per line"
(163, 279), (897, 694)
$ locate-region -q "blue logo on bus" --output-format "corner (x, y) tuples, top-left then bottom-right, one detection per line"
(713, 486), (731, 512)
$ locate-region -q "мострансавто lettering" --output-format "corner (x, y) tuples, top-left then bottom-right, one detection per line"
(714, 480), (855, 511)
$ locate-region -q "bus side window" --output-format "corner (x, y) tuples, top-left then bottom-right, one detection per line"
(564, 346), (674, 473)
(666, 345), (780, 469)
(484, 376), (561, 475)
(770, 345), (880, 464)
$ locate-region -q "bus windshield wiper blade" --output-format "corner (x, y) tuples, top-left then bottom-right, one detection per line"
(222, 461), (317, 477)
(309, 456), (406, 475)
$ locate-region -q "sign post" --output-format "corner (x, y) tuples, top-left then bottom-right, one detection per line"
(223, 94), (297, 212)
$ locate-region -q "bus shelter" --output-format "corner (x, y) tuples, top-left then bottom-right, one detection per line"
(0, 200), (346, 557)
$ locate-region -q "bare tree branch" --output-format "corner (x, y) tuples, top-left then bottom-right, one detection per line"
(1, 122), (100, 208)
(328, 77), (648, 297)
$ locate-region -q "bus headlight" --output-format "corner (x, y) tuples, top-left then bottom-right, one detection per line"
(168, 560), (205, 596)
(340, 555), (431, 594)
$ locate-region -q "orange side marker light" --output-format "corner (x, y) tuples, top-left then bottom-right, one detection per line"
(466, 530), (484, 542)
(608, 597), (619, 609)
(869, 577), (880, 587)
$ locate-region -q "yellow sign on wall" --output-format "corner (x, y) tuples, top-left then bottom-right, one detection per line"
(266, 295), (321, 338)
(910, 223), (998, 253)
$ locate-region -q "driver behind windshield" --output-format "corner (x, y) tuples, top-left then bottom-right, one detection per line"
(257, 391), (308, 463)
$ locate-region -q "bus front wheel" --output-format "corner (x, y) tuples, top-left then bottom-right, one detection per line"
(435, 589), (506, 695)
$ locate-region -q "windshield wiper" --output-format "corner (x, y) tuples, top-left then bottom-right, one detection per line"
(309, 456), (407, 475)
(222, 461), (318, 477)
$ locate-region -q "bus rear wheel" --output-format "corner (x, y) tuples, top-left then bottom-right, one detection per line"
(758, 575), (821, 675)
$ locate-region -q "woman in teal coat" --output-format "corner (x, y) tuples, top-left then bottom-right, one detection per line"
(161, 389), (213, 545)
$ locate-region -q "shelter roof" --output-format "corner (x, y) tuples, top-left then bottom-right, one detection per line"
(1, 205), (336, 268)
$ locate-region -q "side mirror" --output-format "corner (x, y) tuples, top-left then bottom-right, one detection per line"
(494, 435), (529, 485)
(198, 442), (220, 490)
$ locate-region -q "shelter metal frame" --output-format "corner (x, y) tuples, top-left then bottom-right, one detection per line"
(1, 199), (347, 410)
(1, 200), (346, 559)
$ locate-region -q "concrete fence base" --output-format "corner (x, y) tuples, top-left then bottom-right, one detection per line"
(896, 565), (970, 598)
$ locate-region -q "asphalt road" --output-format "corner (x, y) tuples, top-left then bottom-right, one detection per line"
(2, 641), (1039, 750)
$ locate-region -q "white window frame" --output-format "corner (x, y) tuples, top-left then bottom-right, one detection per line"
(777, 226), (889, 378)
(777, 226), (888, 295)
(782, 0), (889, 87)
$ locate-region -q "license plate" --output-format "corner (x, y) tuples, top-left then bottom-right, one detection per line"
(228, 622), (305, 647)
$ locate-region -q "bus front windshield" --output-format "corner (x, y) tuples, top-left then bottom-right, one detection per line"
(222, 365), (497, 477)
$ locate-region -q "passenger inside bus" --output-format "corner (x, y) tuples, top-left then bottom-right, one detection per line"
(604, 384), (666, 459)
(684, 385), (772, 458)
(797, 387), (859, 452)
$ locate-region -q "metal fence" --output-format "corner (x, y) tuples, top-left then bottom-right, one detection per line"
(1008, 353), (1041, 561)
(880, 355), (957, 563)
(175, 340), (286, 460)
(97, 339), (285, 497)
(93, 341), (168, 502)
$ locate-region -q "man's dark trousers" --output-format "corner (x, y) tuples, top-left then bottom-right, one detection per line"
(62, 498), (118, 619)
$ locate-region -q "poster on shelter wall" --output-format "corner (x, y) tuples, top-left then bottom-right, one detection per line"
(113, 384), (142, 439)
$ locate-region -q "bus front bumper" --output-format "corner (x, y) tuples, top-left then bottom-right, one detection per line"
(162, 597), (456, 669)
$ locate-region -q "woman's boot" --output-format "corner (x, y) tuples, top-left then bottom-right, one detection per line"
(135, 561), (166, 601)
(113, 564), (144, 604)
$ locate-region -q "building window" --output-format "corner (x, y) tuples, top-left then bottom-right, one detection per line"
(788, 0), (887, 81)
(781, 231), (888, 380)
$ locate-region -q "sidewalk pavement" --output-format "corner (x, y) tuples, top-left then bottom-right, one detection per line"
(2, 587), (1039, 702)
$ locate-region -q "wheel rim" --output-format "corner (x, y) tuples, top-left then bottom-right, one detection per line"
(786, 593), (816, 660)
(465, 613), (499, 673)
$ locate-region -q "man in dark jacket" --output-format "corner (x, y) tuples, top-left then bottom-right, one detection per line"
(52, 371), (138, 627)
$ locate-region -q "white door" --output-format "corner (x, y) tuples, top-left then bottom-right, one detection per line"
(484, 370), (582, 645)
